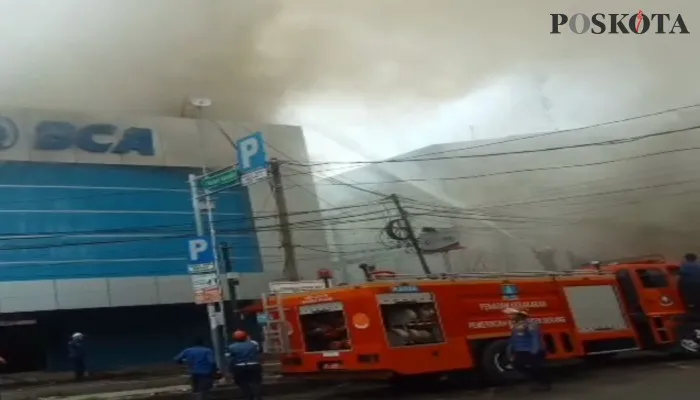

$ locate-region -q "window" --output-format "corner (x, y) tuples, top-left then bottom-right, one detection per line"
(636, 268), (669, 288)
(378, 292), (445, 347)
(299, 302), (351, 352)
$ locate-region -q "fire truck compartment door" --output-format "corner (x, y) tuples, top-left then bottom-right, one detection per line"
(564, 285), (630, 333)
(629, 267), (684, 313)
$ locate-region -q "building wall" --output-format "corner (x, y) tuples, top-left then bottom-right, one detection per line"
(0, 161), (261, 312)
(317, 108), (700, 282)
(0, 107), (332, 312)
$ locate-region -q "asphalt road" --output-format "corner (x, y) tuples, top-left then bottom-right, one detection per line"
(270, 354), (700, 400)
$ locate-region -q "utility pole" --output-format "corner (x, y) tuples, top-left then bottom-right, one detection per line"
(188, 174), (226, 371)
(220, 242), (240, 332)
(269, 158), (300, 281)
(389, 193), (431, 274)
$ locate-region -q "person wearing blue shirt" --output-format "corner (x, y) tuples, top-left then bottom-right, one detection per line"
(68, 333), (86, 381)
(227, 330), (262, 400)
(174, 338), (217, 399)
(679, 253), (700, 312)
(504, 308), (551, 392)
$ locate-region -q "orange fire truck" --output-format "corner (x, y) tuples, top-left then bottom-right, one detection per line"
(256, 257), (697, 384)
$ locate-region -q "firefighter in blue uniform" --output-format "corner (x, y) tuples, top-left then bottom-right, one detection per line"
(228, 330), (263, 400)
(503, 307), (551, 392)
(68, 333), (87, 381)
(676, 253), (700, 352)
(174, 338), (217, 399)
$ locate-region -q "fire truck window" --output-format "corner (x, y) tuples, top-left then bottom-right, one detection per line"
(299, 302), (351, 353)
(377, 293), (445, 347)
(636, 268), (669, 288)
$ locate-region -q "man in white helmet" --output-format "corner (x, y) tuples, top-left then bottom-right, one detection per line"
(503, 308), (550, 392)
(68, 333), (86, 381)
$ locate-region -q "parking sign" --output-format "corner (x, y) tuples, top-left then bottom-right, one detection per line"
(187, 237), (215, 273)
(236, 132), (268, 177)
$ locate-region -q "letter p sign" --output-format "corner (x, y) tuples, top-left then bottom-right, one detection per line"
(236, 132), (268, 174)
(188, 237), (213, 264)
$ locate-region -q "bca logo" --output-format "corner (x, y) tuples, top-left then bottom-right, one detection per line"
(0, 116), (19, 151)
(551, 10), (690, 35)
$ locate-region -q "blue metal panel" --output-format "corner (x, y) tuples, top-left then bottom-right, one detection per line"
(0, 162), (263, 281)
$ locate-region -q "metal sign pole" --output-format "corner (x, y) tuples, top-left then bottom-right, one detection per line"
(188, 174), (226, 371)
(203, 189), (229, 337)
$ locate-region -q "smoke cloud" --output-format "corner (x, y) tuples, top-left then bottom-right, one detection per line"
(0, 0), (698, 162)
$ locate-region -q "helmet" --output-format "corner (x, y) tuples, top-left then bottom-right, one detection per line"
(233, 330), (248, 341)
(72, 332), (84, 340)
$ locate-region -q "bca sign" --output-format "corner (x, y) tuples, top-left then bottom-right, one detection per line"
(34, 121), (155, 156)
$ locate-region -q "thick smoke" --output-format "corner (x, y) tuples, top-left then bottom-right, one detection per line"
(0, 0), (698, 162)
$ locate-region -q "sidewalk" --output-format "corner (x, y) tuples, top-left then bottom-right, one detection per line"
(29, 377), (337, 400)
(1, 361), (291, 400)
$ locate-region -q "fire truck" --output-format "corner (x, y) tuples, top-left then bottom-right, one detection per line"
(256, 257), (698, 384)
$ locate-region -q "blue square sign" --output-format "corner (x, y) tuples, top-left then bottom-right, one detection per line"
(187, 237), (216, 273)
(236, 132), (268, 175)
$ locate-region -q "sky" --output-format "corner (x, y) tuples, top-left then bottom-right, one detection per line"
(0, 0), (698, 166)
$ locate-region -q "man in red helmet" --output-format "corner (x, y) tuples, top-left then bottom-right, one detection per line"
(227, 330), (263, 400)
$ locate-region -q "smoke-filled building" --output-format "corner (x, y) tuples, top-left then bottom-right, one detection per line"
(0, 107), (330, 372)
(317, 107), (700, 283)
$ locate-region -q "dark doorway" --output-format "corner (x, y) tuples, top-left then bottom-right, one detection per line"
(0, 321), (46, 372)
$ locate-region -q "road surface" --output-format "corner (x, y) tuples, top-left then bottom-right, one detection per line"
(271, 355), (700, 400)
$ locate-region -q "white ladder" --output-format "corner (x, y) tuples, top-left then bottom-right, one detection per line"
(371, 269), (612, 282)
(261, 292), (290, 354)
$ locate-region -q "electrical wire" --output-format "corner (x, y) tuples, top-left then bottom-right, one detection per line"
(297, 147), (700, 187)
(0, 210), (396, 252)
(391, 102), (700, 159)
(287, 123), (700, 167)
(0, 200), (383, 240)
(262, 140), (393, 257)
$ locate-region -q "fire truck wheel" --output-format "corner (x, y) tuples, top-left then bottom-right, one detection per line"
(480, 339), (521, 384)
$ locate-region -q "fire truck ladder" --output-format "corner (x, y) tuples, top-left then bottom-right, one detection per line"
(261, 292), (291, 354)
(372, 269), (611, 281)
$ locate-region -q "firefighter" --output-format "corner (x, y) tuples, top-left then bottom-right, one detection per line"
(174, 338), (217, 399)
(68, 333), (87, 381)
(227, 330), (263, 400)
(679, 253), (700, 312)
(675, 253), (700, 352)
(503, 308), (551, 392)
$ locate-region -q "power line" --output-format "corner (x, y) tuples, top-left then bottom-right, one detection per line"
(299, 147), (700, 186)
(288, 124), (700, 167)
(288, 102), (700, 170)
(0, 210), (395, 252)
(393, 102), (700, 159)
(399, 178), (700, 215)
(0, 200), (382, 240)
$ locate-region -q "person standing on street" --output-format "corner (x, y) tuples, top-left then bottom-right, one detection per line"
(174, 338), (217, 400)
(679, 253), (700, 312)
(227, 330), (263, 400)
(503, 308), (551, 392)
(68, 333), (87, 381)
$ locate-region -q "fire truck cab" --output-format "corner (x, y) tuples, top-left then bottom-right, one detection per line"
(259, 258), (695, 384)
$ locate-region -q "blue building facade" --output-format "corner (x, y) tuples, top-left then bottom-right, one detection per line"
(0, 161), (263, 372)
(0, 161), (262, 281)
(0, 108), (325, 373)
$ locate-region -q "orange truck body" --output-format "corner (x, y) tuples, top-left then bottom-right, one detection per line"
(264, 259), (687, 383)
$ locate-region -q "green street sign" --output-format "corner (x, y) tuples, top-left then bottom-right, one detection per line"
(201, 168), (240, 191)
